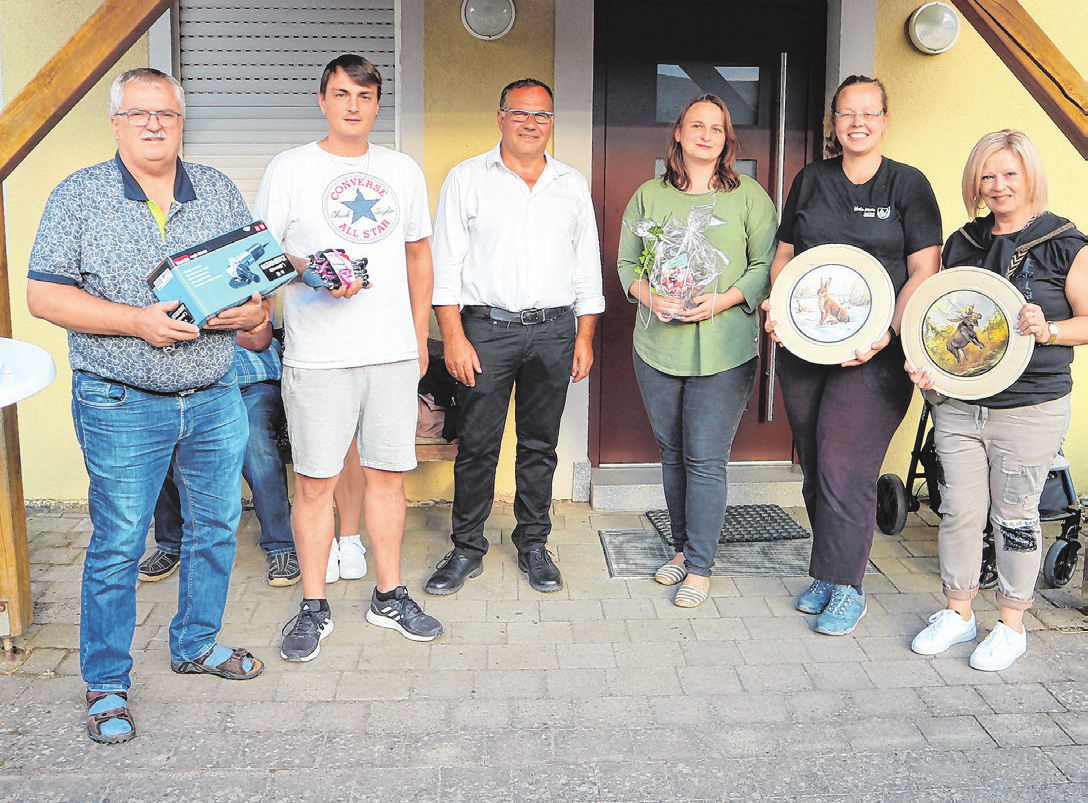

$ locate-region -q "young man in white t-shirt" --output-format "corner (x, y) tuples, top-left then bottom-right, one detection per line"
(255, 54), (441, 662)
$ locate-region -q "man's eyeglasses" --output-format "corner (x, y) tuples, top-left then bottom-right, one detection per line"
(832, 111), (885, 121)
(113, 109), (184, 128)
(501, 109), (555, 124)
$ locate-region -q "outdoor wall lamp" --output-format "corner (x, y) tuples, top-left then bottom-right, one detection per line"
(907, 2), (961, 54)
(461, 0), (516, 41)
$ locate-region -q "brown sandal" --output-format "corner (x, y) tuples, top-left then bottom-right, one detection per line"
(86, 690), (136, 745)
(170, 646), (264, 680)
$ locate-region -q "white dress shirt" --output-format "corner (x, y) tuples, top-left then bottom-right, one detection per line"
(432, 144), (605, 318)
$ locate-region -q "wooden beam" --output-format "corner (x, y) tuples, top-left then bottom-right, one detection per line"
(950, 0), (1088, 158)
(0, 0), (174, 182)
(0, 191), (32, 640)
(0, 1), (171, 639)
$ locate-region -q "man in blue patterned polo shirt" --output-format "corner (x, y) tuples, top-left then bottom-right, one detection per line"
(27, 68), (267, 745)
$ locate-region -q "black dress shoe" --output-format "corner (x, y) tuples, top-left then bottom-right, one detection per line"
(518, 548), (563, 593)
(424, 549), (483, 595)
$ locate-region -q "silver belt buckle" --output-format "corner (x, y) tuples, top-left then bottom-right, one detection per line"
(520, 308), (543, 325)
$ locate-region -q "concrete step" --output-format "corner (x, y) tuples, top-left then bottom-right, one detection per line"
(590, 463), (804, 511)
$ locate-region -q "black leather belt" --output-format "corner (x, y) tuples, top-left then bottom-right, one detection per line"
(462, 305), (571, 325)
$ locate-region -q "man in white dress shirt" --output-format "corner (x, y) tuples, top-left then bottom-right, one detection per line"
(426, 78), (605, 595)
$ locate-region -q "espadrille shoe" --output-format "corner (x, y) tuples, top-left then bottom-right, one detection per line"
(655, 561), (687, 586)
(673, 578), (710, 608)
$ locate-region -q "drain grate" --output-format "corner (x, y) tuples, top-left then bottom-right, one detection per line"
(598, 529), (673, 578)
(599, 528), (880, 579)
(647, 504), (811, 544)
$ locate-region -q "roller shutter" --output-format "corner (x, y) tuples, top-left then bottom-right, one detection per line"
(178, 1), (397, 205)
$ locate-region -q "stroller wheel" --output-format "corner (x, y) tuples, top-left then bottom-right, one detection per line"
(1043, 539), (1081, 588)
(876, 473), (908, 535)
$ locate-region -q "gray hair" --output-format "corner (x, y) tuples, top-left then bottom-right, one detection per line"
(109, 68), (185, 116)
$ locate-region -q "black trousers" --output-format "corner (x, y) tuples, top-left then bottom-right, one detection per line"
(451, 308), (576, 555)
(777, 340), (914, 586)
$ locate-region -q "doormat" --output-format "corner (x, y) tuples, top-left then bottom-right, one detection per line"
(598, 529), (880, 579)
(646, 504), (810, 544)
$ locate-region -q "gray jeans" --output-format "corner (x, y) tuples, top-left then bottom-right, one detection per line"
(633, 352), (758, 576)
(933, 395), (1071, 610)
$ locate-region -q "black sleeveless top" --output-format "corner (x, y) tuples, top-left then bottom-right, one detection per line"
(942, 211), (1088, 408)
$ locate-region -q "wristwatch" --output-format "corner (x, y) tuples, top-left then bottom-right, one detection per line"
(1045, 321), (1059, 345)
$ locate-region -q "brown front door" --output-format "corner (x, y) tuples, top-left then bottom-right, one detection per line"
(591, 0), (827, 465)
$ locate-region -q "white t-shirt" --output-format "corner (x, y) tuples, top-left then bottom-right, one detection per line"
(254, 141), (432, 368)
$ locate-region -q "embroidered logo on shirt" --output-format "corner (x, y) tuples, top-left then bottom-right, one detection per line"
(322, 172), (399, 244)
(852, 205), (893, 220)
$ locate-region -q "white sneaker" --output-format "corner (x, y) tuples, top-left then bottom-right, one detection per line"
(338, 535), (368, 580)
(326, 538), (340, 584)
(911, 609), (976, 655)
(970, 621), (1027, 671)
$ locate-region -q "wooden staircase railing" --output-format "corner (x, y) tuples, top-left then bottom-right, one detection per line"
(0, 0), (172, 648)
(951, 0), (1088, 159)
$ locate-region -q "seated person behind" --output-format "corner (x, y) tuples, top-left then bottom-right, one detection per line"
(141, 304), (300, 587)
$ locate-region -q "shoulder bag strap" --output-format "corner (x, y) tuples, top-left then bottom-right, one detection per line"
(1005, 221), (1075, 278)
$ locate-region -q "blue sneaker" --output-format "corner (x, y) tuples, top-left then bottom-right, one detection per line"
(814, 585), (866, 636)
(795, 579), (835, 614)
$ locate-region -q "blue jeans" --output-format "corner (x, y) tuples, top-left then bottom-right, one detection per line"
(154, 380), (294, 556)
(72, 370), (247, 692)
(633, 352), (758, 576)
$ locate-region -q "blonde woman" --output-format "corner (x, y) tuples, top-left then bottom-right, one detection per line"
(908, 130), (1088, 670)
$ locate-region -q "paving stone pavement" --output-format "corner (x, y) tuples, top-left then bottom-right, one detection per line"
(2, 502), (1086, 802)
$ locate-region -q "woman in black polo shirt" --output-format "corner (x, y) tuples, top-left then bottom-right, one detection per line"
(908, 129), (1088, 671)
(764, 75), (943, 636)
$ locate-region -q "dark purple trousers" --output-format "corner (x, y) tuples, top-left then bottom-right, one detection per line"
(777, 339), (914, 586)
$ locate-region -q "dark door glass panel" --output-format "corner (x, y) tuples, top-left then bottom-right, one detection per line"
(656, 64), (760, 125)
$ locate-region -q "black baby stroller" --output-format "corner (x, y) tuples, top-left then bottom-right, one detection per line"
(876, 400), (1083, 588)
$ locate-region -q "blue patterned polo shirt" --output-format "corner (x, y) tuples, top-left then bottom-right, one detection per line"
(233, 338), (282, 387)
(28, 155), (252, 392)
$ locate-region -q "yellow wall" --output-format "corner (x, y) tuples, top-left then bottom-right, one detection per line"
(407, 0), (556, 503)
(3, 0), (557, 505)
(6, 1), (1087, 500)
(873, 0), (1088, 485)
(2, 0), (148, 502)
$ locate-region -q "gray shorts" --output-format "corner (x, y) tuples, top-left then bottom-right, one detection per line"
(282, 360), (419, 477)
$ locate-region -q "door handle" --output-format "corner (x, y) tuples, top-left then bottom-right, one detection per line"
(766, 52), (787, 422)
(774, 52), (787, 212)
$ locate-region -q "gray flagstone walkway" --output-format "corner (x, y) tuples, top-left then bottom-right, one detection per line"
(2, 502), (1085, 801)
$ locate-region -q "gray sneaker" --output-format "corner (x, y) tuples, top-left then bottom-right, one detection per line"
(365, 586), (443, 642)
(267, 552), (301, 587)
(280, 601), (333, 662)
(138, 549), (180, 582)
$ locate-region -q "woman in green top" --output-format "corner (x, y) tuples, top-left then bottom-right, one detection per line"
(617, 93), (778, 607)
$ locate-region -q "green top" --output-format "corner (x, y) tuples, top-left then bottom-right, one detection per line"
(617, 175), (777, 376)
